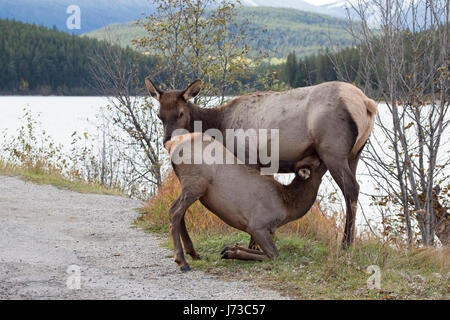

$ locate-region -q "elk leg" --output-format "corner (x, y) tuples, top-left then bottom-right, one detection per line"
(173, 196), (197, 256)
(180, 217), (201, 260)
(169, 192), (199, 272)
(221, 246), (265, 257)
(222, 229), (279, 261)
(346, 154), (361, 246)
(250, 228), (279, 259)
(248, 237), (261, 251)
(221, 248), (269, 261)
(321, 155), (360, 247)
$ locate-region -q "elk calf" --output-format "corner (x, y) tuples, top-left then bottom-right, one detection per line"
(165, 133), (326, 271)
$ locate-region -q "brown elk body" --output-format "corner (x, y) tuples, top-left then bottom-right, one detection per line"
(165, 133), (326, 271)
(146, 78), (377, 247)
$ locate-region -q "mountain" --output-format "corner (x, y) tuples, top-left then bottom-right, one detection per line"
(0, 0), (156, 34)
(85, 7), (354, 58)
(242, 0), (325, 13)
(241, 0), (348, 17)
(318, 1), (350, 18)
(318, 0), (439, 25)
(0, 0), (350, 35)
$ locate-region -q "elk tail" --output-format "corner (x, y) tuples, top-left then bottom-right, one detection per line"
(351, 98), (378, 156)
(365, 98), (378, 115)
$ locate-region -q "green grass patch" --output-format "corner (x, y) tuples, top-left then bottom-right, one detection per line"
(0, 161), (123, 196)
(137, 213), (450, 300)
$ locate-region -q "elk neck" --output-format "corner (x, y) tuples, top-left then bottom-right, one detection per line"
(187, 101), (234, 134)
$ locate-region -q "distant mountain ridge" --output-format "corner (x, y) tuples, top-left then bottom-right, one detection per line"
(0, 0), (156, 34)
(241, 0), (348, 17)
(0, 0), (350, 34)
(85, 6), (354, 58)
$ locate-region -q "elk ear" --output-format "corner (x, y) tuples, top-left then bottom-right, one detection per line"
(145, 77), (163, 101)
(164, 139), (175, 153)
(182, 79), (202, 101)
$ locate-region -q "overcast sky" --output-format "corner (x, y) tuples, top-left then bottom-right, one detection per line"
(303, 0), (344, 5)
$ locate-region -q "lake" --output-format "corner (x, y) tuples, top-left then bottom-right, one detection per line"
(0, 96), (108, 147)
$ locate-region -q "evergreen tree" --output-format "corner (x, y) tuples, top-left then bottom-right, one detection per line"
(285, 52), (297, 88)
(0, 18), (157, 95)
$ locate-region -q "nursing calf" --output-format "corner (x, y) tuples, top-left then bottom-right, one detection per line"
(165, 133), (326, 271)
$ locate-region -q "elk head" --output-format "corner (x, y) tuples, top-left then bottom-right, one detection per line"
(145, 77), (202, 143)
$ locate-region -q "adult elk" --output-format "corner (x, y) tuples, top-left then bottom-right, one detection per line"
(146, 78), (377, 246)
(165, 133), (326, 271)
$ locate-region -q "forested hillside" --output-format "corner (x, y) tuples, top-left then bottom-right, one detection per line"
(280, 47), (361, 88)
(0, 19), (156, 95)
(86, 7), (354, 58)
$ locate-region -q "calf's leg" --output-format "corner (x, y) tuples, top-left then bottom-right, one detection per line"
(170, 190), (202, 271)
(222, 229), (278, 261)
(222, 247), (269, 261)
(221, 246), (266, 261)
(180, 217), (201, 260)
(250, 228), (279, 259)
(248, 237), (261, 251)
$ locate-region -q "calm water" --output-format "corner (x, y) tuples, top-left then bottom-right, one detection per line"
(0, 96), (109, 147)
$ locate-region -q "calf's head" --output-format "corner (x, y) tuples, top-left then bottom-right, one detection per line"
(145, 77), (202, 143)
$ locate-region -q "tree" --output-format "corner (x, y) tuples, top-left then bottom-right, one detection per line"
(285, 52), (297, 87)
(133, 0), (254, 105)
(89, 43), (164, 196)
(89, 0), (273, 197)
(347, 0), (449, 246)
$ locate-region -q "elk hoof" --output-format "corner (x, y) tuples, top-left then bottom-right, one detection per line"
(221, 246), (230, 256)
(221, 248), (231, 259)
(180, 265), (192, 272)
(298, 168), (311, 180)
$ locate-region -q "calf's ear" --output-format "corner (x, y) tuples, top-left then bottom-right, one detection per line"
(182, 79), (202, 101)
(145, 77), (163, 101)
(164, 140), (175, 153)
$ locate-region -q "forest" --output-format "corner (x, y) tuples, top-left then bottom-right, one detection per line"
(0, 18), (157, 95)
(277, 47), (361, 88)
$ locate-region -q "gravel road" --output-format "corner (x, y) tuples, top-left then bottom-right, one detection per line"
(0, 176), (288, 300)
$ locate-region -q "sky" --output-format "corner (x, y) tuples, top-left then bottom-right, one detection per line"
(303, 0), (344, 5)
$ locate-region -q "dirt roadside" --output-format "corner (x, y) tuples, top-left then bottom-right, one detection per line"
(0, 176), (289, 300)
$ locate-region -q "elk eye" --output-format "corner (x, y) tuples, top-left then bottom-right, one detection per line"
(178, 111), (184, 119)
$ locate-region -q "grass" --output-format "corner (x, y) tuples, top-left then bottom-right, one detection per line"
(0, 161), (123, 196)
(136, 172), (450, 300)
